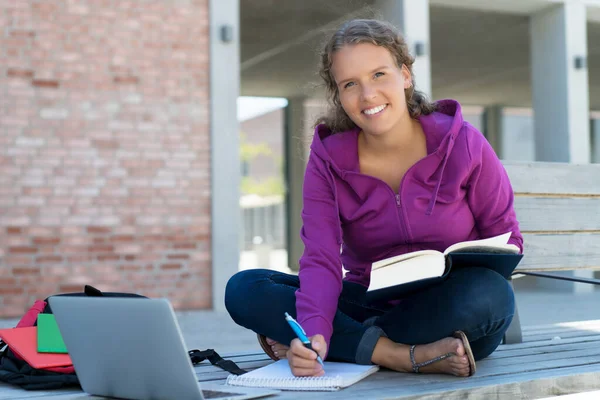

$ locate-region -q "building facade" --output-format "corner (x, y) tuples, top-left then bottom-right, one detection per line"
(0, 0), (223, 317)
(2, 0), (599, 317)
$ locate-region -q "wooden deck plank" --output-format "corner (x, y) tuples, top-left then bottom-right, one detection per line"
(488, 339), (600, 360)
(525, 330), (600, 343)
(496, 335), (600, 352)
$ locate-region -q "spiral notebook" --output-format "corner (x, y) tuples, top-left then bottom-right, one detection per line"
(226, 359), (378, 391)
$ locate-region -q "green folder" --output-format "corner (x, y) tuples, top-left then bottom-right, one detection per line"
(37, 314), (68, 353)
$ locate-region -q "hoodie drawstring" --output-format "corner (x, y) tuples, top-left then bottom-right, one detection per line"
(426, 136), (454, 216)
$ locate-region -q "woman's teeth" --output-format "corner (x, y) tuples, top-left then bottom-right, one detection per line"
(363, 104), (387, 115)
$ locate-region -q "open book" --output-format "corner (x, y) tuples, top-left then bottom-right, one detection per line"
(367, 232), (523, 301)
(226, 359), (378, 391)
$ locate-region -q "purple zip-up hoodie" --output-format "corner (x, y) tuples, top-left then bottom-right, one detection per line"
(295, 99), (523, 354)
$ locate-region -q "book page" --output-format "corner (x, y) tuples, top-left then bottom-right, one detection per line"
(443, 232), (518, 256)
(368, 253), (445, 291)
(371, 250), (441, 271)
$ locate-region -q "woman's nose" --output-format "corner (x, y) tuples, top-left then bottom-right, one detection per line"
(360, 84), (377, 101)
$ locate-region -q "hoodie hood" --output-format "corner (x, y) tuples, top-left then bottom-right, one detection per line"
(309, 99), (465, 215)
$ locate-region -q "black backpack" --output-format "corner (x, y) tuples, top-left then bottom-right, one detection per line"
(0, 285), (246, 390)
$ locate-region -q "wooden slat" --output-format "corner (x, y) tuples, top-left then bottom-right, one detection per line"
(491, 338), (600, 359)
(499, 335), (600, 351)
(514, 196), (600, 232)
(503, 161), (600, 195)
(515, 233), (600, 271)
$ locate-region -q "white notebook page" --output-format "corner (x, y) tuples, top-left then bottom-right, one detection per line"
(226, 359), (379, 391)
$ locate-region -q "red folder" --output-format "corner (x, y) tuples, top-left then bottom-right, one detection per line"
(0, 326), (72, 369)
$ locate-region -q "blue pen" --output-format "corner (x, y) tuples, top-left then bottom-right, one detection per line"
(284, 312), (325, 368)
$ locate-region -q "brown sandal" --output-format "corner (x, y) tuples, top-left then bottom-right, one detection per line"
(409, 330), (476, 377)
(257, 334), (278, 361)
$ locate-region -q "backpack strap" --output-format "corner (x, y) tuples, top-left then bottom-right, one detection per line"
(188, 349), (247, 376)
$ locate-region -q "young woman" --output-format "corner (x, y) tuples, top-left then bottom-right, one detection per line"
(225, 19), (523, 378)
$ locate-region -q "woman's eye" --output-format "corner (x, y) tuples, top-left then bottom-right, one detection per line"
(344, 81), (355, 89)
(374, 72), (385, 78)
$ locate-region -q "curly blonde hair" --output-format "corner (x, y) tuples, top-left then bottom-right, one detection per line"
(315, 19), (437, 133)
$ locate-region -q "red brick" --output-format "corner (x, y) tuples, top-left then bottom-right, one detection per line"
(112, 235), (134, 242)
(0, 286), (25, 295)
(36, 255), (63, 263)
(45, 266), (70, 275)
(58, 284), (85, 293)
(161, 263), (182, 270)
(114, 76), (139, 84)
(87, 226), (112, 234)
(13, 267), (41, 275)
(88, 245), (114, 253)
(33, 237), (60, 245)
(6, 227), (22, 234)
(93, 139), (119, 149)
(97, 254), (120, 261)
(7, 68), (34, 79)
(167, 254), (190, 260)
(118, 264), (142, 271)
(0, 278), (17, 285)
(9, 246), (37, 254)
(5, 255), (33, 265)
(173, 243), (196, 250)
(32, 79), (60, 88)
(67, 254), (93, 263)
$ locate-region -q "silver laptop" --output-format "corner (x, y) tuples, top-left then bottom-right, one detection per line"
(48, 296), (277, 400)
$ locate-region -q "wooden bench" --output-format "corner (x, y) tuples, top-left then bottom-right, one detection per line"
(2, 161), (600, 399)
(503, 161), (600, 344)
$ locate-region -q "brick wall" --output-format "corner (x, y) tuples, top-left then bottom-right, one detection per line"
(0, 0), (212, 317)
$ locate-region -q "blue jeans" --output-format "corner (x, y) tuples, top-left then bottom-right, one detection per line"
(225, 267), (514, 365)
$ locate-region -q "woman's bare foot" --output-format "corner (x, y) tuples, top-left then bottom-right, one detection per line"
(412, 337), (470, 376)
(266, 337), (290, 359)
(372, 336), (471, 377)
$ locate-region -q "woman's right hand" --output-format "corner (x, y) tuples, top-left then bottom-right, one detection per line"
(287, 334), (327, 377)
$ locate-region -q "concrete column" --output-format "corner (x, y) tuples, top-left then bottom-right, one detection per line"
(209, 0), (240, 310)
(375, 0), (432, 97)
(592, 119), (600, 163)
(483, 105), (504, 158)
(531, 3), (592, 293)
(285, 98), (308, 272)
(531, 3), (590, 163)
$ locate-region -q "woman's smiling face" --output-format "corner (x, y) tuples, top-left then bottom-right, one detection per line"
(331, 43), (412, 136)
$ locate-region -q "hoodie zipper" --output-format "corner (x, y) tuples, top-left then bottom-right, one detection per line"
(337, 141), (449, 245)
(345, 171), (410, 244)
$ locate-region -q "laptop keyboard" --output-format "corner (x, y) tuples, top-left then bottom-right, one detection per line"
(202, 389), (244, 399)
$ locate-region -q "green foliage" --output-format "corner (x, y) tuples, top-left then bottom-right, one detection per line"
(241, 176), (285, 196)
(239, 132), (285, 196)
(240, 132), (272, 161)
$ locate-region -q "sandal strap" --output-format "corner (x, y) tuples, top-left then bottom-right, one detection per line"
(409, 344), (454, 373)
